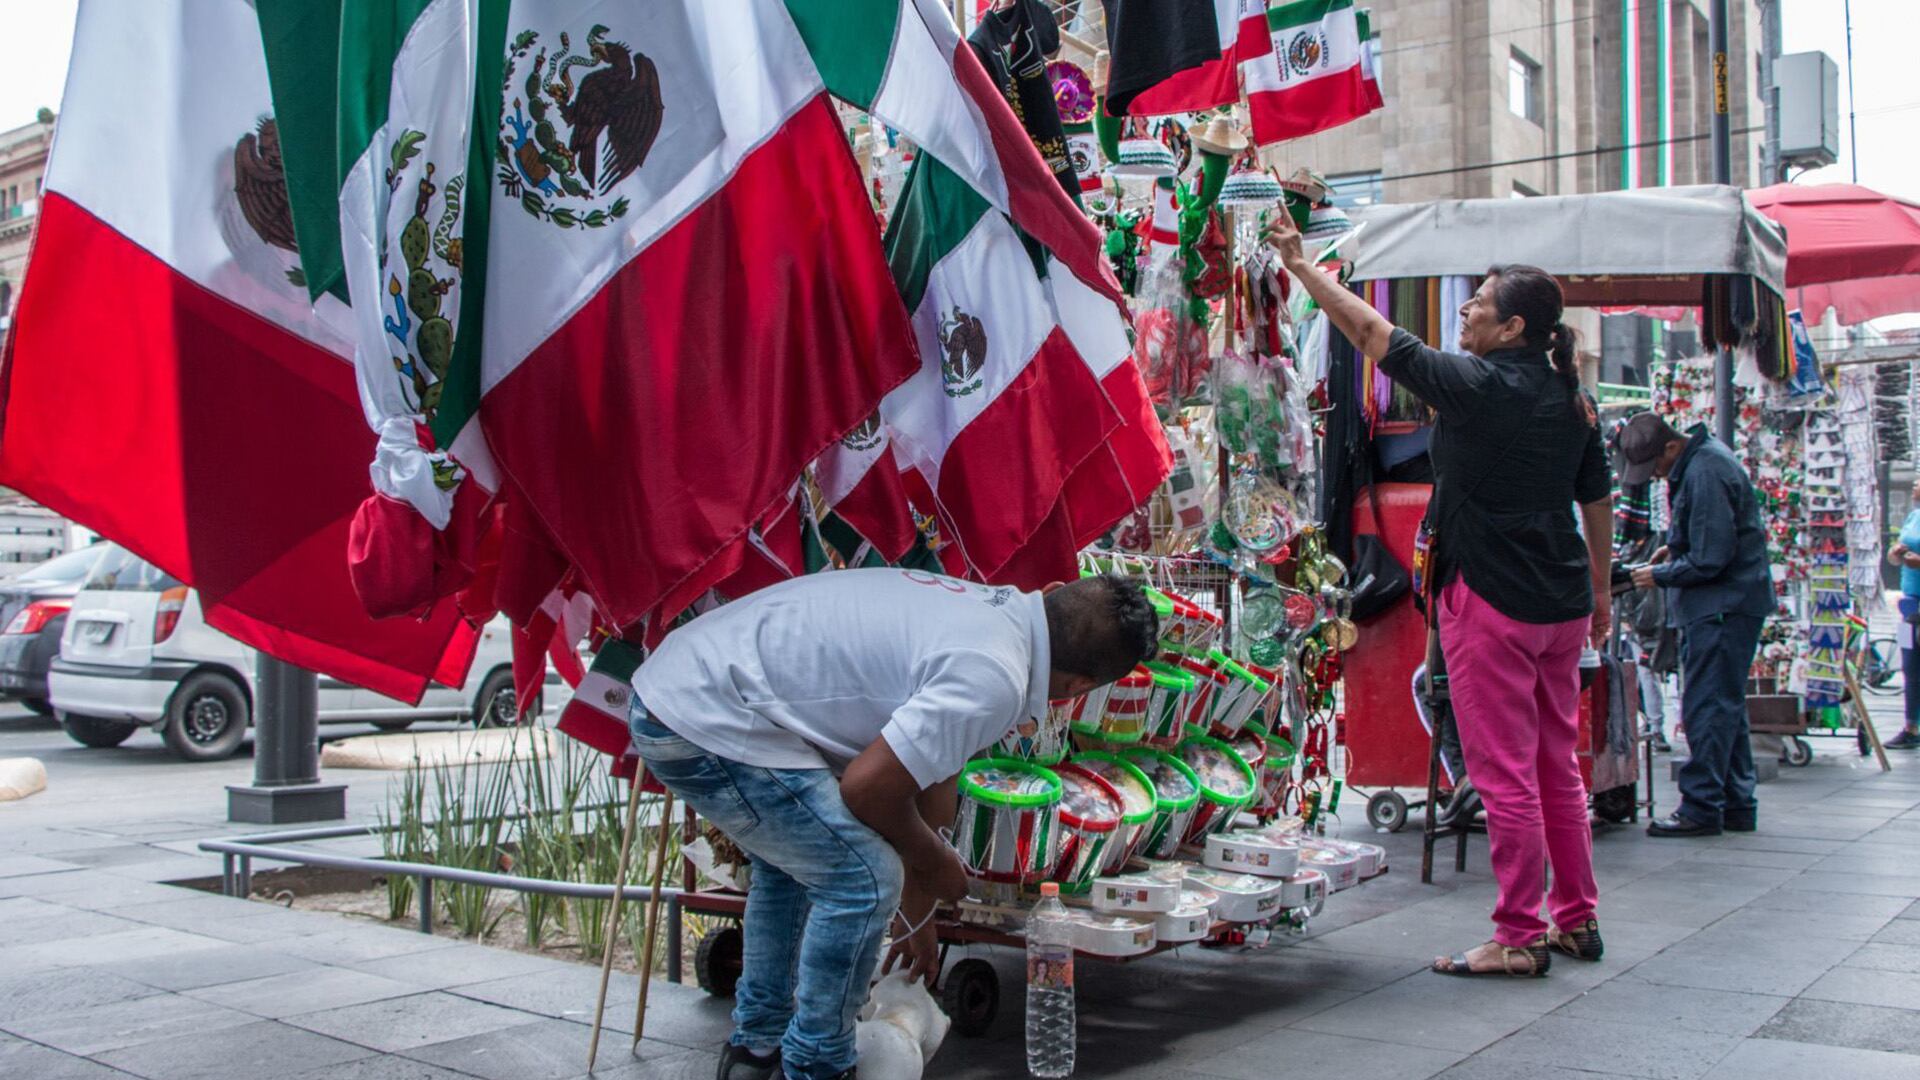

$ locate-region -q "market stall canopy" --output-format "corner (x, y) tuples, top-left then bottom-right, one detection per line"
(1346, 184), (1787, 307)
(1747, 182), (1920, 326)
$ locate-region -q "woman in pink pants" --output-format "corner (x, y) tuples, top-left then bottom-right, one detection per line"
(1269, 218), (1613, 978)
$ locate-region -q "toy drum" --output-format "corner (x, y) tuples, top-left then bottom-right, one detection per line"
(1068, 751), (1157, 875)
(1083, 667), (1154, 744)
(1209, 657), (1274, 737)
(1254, 731), (1296, 815)
(952, 759), (1061, 885)
(1150, 587), (1224, 656)
(1177, 735), (1257, 845)
(1049, 764), (1125, 893)
(1118, 747), (1201, 860)
(1138, 662), (1196, 746)
(1227, 726), (1268, 801)
(1168, 655), (1231, 734)
(996, 699), (1073, 765)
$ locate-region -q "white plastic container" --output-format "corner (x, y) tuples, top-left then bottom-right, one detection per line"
(1067, 911), (1158, 957)
(1276, 867), (1329, 915)
(1153, 904), (1213, 943)
(1298, 845), (1360, 892)
(1203, 831), (1302, 878)
(1302, 837), (1386, 879)
(1183, 867), (1285, 923)
(1090, 873), (1182, 915)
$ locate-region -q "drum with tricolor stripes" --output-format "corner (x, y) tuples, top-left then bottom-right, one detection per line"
(1048, 763), (1124, 893)
(950, 759), (1061, 885)
(1138, 661), (1195, 746)
(1119, 747), (1201, 860)
(1177, 734), (1257, 846)
(1068, 750), (1158, 876)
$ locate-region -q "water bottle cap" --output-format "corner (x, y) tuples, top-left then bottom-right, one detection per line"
(1040, 882), (1060, 897)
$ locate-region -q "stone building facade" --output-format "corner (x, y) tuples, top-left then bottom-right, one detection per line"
(0, 112), (55, 332)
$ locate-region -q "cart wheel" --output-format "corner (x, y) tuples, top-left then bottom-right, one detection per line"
(1365, 791), (1409, 833)
(694, 924), (744, 997)
(1783, 737), (1813, 768)
(940, 958), (1000, 1038)
(1591, 784), (1635, 824)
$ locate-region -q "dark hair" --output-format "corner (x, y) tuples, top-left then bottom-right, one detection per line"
(1485, 264), (1594, 426)
(1045, 573), (1160, 684)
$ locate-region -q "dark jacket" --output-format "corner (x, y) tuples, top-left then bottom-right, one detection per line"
(1650, 428), (1776, 625)
(1379, 329), (1611, 624)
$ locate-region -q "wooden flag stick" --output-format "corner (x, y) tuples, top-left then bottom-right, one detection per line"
(631, 790), (677, 1051)
(585, 769), (646, 1073)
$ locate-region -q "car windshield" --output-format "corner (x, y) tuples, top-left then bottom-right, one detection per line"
(82, 545), (183, 592)
(7, 545), (106, 588)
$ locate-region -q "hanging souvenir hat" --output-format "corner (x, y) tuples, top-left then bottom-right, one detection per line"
(1276, 168), (1332, 205)
(1300, 204), (1354, 243)
(1048, 60), (1096, 125)
(1219, 161), (1284, 208)
(1190, 117), (1249, 159)
(1111, 138), (1177, 178)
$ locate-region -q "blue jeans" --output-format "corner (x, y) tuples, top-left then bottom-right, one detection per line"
(1900, 598), (1920, 732)
(1675, 613), (1763, 827)
(629, 707), (902, 1080)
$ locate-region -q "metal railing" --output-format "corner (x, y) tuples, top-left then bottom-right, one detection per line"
(197, 811), (691, 983)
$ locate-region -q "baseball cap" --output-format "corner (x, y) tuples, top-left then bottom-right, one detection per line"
(1618, 412), (1681, 485)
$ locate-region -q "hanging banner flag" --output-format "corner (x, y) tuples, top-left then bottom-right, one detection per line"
(1246, 0), (1377, 146)
(0, 0), (479, 701)
(1116, 0), (1253, 117)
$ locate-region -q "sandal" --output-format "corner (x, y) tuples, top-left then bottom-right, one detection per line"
(1548, 919), (1604, 961)
(1432, 939), (1550, 978)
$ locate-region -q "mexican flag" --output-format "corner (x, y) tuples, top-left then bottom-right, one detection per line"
(1121, 0), (1267, 117)
(0, 0), (479, 701)
(1246, 0), (1378, 146)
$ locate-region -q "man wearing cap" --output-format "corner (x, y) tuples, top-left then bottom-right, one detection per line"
(628, 569), (1158, 1080)
(1624, 414), (1775, 838)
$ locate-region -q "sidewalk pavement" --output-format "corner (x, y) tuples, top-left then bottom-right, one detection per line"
(3, 697), (1918, 1079)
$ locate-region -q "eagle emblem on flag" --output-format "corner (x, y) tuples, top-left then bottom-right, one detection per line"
(497, 23), (662, 230)
(840, 413), (885, 452)
(938, 306), (988, 398)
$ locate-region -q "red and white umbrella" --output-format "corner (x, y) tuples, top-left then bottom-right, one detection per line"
(1747, 182), (1920, 326)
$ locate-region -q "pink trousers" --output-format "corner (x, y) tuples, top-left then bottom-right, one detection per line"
(1439, 577), (1598, 947)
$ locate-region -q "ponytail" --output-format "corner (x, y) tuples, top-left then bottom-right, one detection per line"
(1486, 266), (1595, 427)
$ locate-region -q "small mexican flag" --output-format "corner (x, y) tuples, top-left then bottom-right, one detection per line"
(1246, 0), (1378, 146)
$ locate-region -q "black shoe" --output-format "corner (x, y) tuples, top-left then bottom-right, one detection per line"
(1647, 811), (1721, 838)
(1650, 735), (1673, 754)
(717, 1044), (781, 1080)
(1548, 918), (1604, 961)
(1723, 815), (1757, 833)
(1886, 730), (1920, 750)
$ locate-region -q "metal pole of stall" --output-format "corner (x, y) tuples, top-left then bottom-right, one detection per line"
(226, 656), (345, 824)
(1709, 0), (1736, 449)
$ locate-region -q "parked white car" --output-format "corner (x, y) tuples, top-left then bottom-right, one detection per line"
(49, 544), (526, 761)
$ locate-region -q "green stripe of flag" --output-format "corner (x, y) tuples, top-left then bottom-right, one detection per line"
(1269, 0), (1354, 32)
(428, 0), (509, 449)
(337, 0), (439, 186)
(780, 0), (903, 108)
(589, 638), (646, 685)
(254, 0), (349, 303)
(883, 155), (992, 315)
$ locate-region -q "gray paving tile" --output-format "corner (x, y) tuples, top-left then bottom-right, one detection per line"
(1755, 997), (1920, 1056)
(114, 895), (343, 944)
(17, 875), (202, 908)
(1186, 1027), (1465, 1080)
(93, 1018), (377, 1080)
(0, 1034), (138, 1078)
(283, 990), (545, 1053)
(1744, 888), (1914, 920)
(1799, 966), (1920, 1008)
(1627, 932), (1859, 999)
(1434, 1061), (1664, 1080)
(184, 967), (420, 1020)
(567, 1048), (723, 1080)
(404, 1016), (687, 1080)
(1686, 848), (1827, 870)
(0, 991), (259, 1056)
(1553, 975), (1789, 1036)
(5, 925), (227, 971)
(1899, 899), (1920, 921)
(1699, 1037), (1920, 1079)
(1845, 942), (1920, 973)
(0, 908), (149, 947)
(1291, 974), (1543, 1052)
(0, 895), (68, 920)
(351, 941), (574, 989)
(1462, 1013), (1742, 1079)
(0, 854), (83, 878)
(107, 943), (320, 992)
(285, 1057), (480, 1080)
(446, 964), (640, 1026)
(1784, 870), (1920, 898)
(274, 926), (465, 966)
(1868, 920), (1920, 946)
(0, 967), (164, 1023)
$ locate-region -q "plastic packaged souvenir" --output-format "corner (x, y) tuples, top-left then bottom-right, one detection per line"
(1276, 867), (1328, 915)
(1066, 910), (1158, 957)
(1117, 747), (1201, 859)
(1049, 764), (1124, 893)
(1203, 831), (1301, 878)
(1297, 843), (1360, 892)
(1090, 873), (1181, 915)
(1182, 867), (1285, 923)
(951, 759), (1062, 885)
(1154, 904), (1213, 943)
(1068, 751), (1158, 874)
(1302, 837), (1386, 879)
(1176, 735), (1257, 845)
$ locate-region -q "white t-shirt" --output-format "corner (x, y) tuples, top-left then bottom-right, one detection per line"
(632, 568), (1050, 789)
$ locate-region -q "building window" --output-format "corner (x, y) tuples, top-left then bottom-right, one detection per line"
(1509, 48), (1543, 124)
(1327, 171), (1383, 208)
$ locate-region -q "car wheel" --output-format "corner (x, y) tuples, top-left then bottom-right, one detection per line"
(161, 672), (250, 761)
(60, 713), (137, 748)
(473, 669), (524, 728)
(370, 719), (415, 733)
(21, 697), (53, 716)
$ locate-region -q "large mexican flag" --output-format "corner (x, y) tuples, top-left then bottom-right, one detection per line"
(1246, 0), (1378, 145)
(0, 0), (479, 700)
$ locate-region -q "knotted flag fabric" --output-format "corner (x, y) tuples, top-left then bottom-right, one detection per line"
(1246, 0), (1377, 145)
(0, 0), (479, 701)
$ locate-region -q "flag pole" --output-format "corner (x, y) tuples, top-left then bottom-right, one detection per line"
(631, 790), (678, 1050)
(585, 767), (647, 1073)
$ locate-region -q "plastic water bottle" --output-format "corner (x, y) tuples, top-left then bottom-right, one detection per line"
(1026, 882), (1076, 1077)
